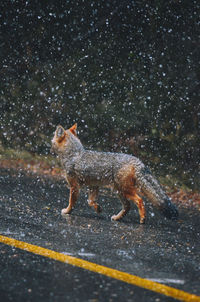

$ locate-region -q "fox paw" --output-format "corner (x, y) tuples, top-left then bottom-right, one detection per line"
(111, 214), (120, 221)
(61, 208), (72, 215)
(140, 217), (146, 224)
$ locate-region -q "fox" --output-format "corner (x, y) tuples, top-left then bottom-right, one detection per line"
(51, 124), (178, 224)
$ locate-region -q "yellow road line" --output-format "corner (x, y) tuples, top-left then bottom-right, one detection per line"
(0, 235), (199, 302)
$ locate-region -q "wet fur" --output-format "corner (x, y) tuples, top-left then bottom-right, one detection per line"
(51, 124), (178, 224)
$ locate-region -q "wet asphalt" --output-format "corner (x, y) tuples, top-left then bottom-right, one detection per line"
(0, 168), (200, 302)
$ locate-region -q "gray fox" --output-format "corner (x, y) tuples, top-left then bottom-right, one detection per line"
(51, 124), (178, 224)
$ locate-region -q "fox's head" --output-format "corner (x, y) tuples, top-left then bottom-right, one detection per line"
(51, 123), (83, 155)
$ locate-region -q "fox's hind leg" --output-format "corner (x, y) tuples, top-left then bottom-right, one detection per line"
(88, 187), (102, 213)
(111, 192), (130, 221)
(61, 182), (79, 215)
(126, 192), (146, 224)
(115, 164), (146, 224)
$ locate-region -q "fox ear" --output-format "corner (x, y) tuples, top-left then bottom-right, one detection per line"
(56, 125), (65, 138)
(69, 123), (77, 136)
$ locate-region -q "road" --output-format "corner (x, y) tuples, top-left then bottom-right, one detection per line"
(0, 167), (200, 301)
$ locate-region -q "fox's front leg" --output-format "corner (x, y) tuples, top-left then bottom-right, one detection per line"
(61, 184), (79, 215)
(88, 187), (102, 213)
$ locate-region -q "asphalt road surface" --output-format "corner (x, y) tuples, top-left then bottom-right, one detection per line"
(0, 168), (200, 302)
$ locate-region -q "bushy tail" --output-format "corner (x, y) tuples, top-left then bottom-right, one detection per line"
(136, 167), (178, 220)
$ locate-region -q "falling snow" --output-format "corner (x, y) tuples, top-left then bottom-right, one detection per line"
(0, 1), (199, 189)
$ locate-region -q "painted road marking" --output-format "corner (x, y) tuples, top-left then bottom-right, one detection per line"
(0, 235), (200, 302)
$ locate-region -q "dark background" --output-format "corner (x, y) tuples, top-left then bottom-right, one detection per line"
(0, 0), (199, 188)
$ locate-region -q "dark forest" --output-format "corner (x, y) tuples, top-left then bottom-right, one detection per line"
(0, 0), (199, 188)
